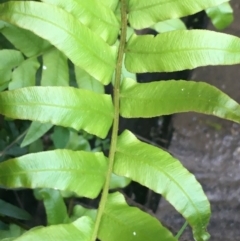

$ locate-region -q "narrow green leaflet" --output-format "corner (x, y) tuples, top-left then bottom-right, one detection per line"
(52, 126), (70, 148)
(0, 199), (31, 220)
(0, 22), (50, 57)
(13, 217), (93, 241)
(9, 57), (40, 90)
(206, 2), (233, 30)
(75, 66), (104, 94)
(151, 19), (186, 33)
(34, 188), (69, 225)
(125, 30), (240, 73)
(42, 0), (119, 45)
(0, 1), (116, 84)
(41, 48), (69, 86)
(120, 79), (240, 123)
(127, 0), (229, 29)
(114, 131), (211, 241)
(21, 122), (53, 147)
(0, 87), (114, 138)
(98, 192), (177, 241)
(0, 49), (24, 85)
(0, 150), (107, 198)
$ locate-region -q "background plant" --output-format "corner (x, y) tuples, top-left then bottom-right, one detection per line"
(0, 0), (239, 241)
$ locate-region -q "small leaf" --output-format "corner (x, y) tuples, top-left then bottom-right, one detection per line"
(70, 205), (97, 222)
(0, 49), (24, 85)
(75, 66), (104, 94)
(0, 87), (114, 138)
(125, 30), (240, 73)
(0, 150), (108, 198)
(41, 48), (69, 86)
(151, 19), (186, 33)
(65, 131), (91, 151)
(52, 126), (70, 149)
(13, 217), (93, 241)
(109, 173), (131, 189)
(120, 79), (240, 124)
(206, 2), (233, 30)
(0, 1), (116, 84)
(98, 192), (177, 241)
(127, 0), (229, 29)
(0, 22), (50, 57)
(42, 0), (119, 45)
(21, 122), (53, 148)
(9, 57), (40, 90)
(114, 131), (211, 241)
(34, 188), (69, 225)
(28, 139), (43, 153)
(0, 199), (31, 220)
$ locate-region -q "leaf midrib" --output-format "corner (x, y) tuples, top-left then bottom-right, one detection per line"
(1, 102), (112, 118)
(120, 95), (240, 118)
(126, 46), (240, 55)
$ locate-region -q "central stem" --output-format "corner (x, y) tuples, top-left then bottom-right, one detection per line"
(91, 0), (127, 240)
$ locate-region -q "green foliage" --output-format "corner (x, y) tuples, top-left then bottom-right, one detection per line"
(206, 2), (233, 30)
(0, 150), (108, 198)
(0, 0), (238, 241)
(125, 30), (240, 73)
(0, 199), (31, 221)
(0, 87), (114, 138)
(12, 217), (94, 241)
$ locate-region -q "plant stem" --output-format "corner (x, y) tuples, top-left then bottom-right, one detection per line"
(91, 0), (127, 240)
(175, 221), (188, 239)
(0, 128), (28, 157)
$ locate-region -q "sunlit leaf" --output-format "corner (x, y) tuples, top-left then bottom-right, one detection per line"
(120, 79), (240, 124)
(0, 49), (24, 85)
(34, 188), (69, 225)
(41, 48), (69, 86)
(125, 30), (240, 73)
(98, 192), (177, 241)
(0, 150), (108, 198)
(13, 217), (93, 241)
(206, 2), (233, 30)
(114, 131), (211, 241)
(42, 0), (119, 45)
(0, 87), (114, 138)
(151, 19), (186, 33)
(75, 67), (104, 94)
(21, 122), (53, 148)
(0, 199), (31, 220)
(9, 57), (40, 90)
(0, 22), (50, 57)
(102, 0), (119, 10)
(0, 1), (116, 84)
(128, 0), (229, 29)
